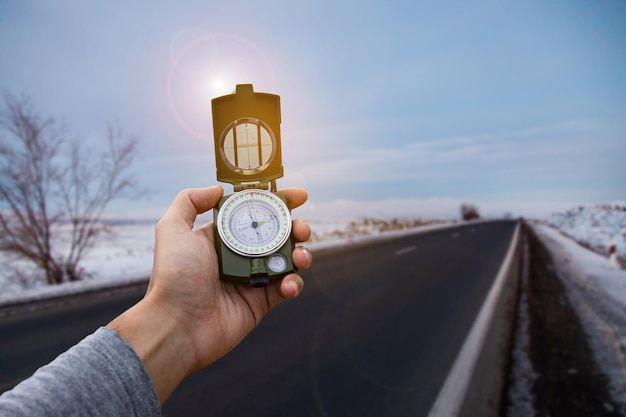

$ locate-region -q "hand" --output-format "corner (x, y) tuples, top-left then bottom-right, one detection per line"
(108, 185), (312, 403)
(148, 185), (312, 363)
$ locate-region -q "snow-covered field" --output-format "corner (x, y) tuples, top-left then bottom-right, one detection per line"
(545, 201), (626, 259)
(0, 224), (156, 306)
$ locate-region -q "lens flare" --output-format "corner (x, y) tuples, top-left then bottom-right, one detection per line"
(167, 31), (277, 142)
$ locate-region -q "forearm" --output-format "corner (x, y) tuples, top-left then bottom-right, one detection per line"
(0, 327), (160, 417)
(107, 297), (198, 404)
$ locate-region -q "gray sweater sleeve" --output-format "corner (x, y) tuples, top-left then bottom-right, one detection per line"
(0, 327), (161, 417)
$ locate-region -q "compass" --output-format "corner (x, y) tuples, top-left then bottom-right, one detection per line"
(211, 84), (296, 286)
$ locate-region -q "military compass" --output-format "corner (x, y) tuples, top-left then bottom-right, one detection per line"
(211, 84), (295, 287)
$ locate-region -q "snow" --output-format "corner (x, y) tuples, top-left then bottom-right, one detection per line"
(0, 224), (156, 306)
(507, 201), (626, 414)
(506, 240), (537, 417)
(532, 223), (626, 412)
(545, 201), (626, 258)
(539, 201), (626, 391)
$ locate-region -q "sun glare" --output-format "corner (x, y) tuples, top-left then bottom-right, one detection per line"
(208, 77), (233, 98)
(167, 31), (277, 141)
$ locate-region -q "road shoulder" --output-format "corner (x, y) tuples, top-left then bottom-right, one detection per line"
(505, 224), (622, 416)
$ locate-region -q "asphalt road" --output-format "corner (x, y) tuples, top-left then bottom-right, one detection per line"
(0, 220), (517, 416)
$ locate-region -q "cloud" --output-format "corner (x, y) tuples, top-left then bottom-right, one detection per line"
(284, 117), (625, 202)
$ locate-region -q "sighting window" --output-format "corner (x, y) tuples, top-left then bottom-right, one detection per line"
(221, 118), (275, 175)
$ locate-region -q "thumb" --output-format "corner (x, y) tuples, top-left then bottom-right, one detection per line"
(160, 186), (224, 230)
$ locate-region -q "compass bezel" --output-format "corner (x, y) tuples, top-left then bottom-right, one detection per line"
(216, 189), (292, 257)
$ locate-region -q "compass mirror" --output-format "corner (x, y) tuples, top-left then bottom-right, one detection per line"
(220, 117), (276, 175)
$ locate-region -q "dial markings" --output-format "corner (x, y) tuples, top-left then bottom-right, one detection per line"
(217, 189), (291, 257)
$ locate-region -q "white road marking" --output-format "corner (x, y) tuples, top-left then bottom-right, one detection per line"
(395, 246), (416, 256)
(428, 224), (521, 417)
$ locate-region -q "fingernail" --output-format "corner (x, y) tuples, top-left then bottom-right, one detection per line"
(289, 280), (299, 294)
(303, 247), (313, 266)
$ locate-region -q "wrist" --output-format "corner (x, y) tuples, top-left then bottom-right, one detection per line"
(107, 297), (197, 404)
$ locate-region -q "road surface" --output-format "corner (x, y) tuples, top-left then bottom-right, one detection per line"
(0, 220), (517, 416)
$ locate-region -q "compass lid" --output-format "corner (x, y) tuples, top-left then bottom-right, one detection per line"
(211, 84), (283, 190)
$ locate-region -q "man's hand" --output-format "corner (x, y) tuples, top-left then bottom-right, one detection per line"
(108, 185), (312, 403)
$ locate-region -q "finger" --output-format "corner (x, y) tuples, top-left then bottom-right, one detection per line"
(278, 188), (308, 210)
(292, 246), (312, 270)
(279, 274), (304, 299)
(256, 274), (303, 314)
(292, 219), (311, 243)
(159, 186), (224, 230)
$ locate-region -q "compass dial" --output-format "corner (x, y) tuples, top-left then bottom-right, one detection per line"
(216, 189), (292, 257)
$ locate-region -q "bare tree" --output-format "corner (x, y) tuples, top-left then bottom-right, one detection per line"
(0, 94), (140, 285)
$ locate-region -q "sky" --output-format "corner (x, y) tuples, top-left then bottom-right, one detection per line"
(0, 0), (624, 220)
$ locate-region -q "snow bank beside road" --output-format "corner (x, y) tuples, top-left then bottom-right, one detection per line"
(535, 224), (626, 306)
(533, 223), (626, 411)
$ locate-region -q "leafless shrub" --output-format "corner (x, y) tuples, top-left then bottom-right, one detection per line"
(460, 203), (480, 221)
(0, 94), (140, 285)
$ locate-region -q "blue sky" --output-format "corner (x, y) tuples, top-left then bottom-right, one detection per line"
(0, 0), (624, 219)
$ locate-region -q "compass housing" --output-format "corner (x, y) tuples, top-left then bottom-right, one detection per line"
(211, 84), (295, 286)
